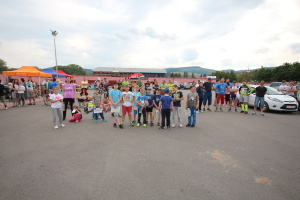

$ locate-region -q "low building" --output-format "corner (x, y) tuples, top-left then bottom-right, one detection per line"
(92, 67), (166, 77)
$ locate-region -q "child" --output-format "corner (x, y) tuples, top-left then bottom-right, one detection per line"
(145, 88), (154, 126)
(186, 86), (199, 128)
(18, 81), (26, 106)
(101, 96), (111, 112)
(171, 85), (183, 128)
(49, 86), (65, 129)
(136, 88), (148, 127)
(132, 85), (141, 123)
(159, 88), (173, 130)
(69, 105), (82, 123)
(109, 82), (123, 129)
(93, 87), (108, 123)
(85, 100), (94, 113)
(121, 85), (135, 127)
(153, 89), (161, 126)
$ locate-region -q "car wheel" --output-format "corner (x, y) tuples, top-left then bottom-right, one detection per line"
(263, 102), (270, 112)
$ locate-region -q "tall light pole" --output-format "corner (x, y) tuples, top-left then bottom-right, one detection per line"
(50, 29), (58, 78)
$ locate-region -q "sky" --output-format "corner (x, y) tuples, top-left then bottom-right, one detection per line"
(0, 0), (299, 70)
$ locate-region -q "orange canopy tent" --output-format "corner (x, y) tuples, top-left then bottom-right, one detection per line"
(2, 66), (52, 77)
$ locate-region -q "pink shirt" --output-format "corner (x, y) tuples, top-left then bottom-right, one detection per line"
(63, 84), (75, 98)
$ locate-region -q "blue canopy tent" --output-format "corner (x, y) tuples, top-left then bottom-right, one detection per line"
(42, 68), (66, 78)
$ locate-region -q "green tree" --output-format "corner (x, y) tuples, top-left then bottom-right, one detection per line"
(53, 64), (86, 75)
(0, 59), (9, 73)
(170, 72), (174, 77)
(192, 73), (195, 78)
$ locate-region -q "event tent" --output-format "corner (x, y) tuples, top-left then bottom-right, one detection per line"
(42, 68), (66, 78)
(2, 66), (52, 77)
(54, 70), (74, 78)
(129, 73), (145, 79)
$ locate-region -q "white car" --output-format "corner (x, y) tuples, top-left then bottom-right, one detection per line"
(237, 85), (298, 112)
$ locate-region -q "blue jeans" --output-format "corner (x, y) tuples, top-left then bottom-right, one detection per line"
(254, 97), (264, 108)
(203, 92), (212, 106)
(188, 107), (196, 125)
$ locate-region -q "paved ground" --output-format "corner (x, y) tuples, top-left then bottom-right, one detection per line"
(0, 90), (299, 200)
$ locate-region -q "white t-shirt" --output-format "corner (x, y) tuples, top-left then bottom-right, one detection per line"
(18, 85), (25, 94)
(50, 93), (63, 108)
(286, 86), (296, 96)
(278, 85), (288, 94)
(122, 91), (135, 107)
(27, 81), (35, 91)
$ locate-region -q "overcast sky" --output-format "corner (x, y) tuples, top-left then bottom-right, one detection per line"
(0, 0), (299, 70)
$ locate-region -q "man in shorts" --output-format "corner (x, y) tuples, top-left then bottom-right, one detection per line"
(0, 81), (8, 109)
(228, 80), (239, 112)
(109, 82), (123, 129)
(239, 80), (252, 114)
(145, 88), (154, 126)
(27, 77), (36, 105)
(215, 78), (228, 112)
(121, 85), (135, 127)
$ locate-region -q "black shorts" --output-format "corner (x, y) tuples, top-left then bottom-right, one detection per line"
(225, 94), (230, 102)
(146, 107), (153, 113)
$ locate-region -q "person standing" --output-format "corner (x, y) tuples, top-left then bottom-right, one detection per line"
(202, 78), (213, 111)
(252, 80), (267, 116)
(109, 83), (123, 128)
(225, 79), (232, 108)
(18, 79), (26, 106)
(279, 80), (288, 94)
(136, 88), (148, 127)
(186, 86), (199, 128)
(0, 81), (8, 109)
(62, 77), (76, 121)
(132, 85), (141, 124)
(213, 79), (220, 106)
(171, 85), (183, 128)
(27, 77), (36, 105)
(121, 85), (135, 127)
(103, 78), (109, 97)
(286, 80), (297, 98)
(136, 78), (143, 88)
(159, 88), (173, 130)
(153, 89), (161, 126)
(49, 77), (58, 93)
(215, 78), (227, 112)
(239, 80), (253, 114)
(196, 82), (204, 113)
(50, 86), (65, 129)
(228, 81), (239, 112)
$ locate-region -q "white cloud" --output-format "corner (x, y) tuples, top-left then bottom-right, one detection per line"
(0, 0), (299, 70)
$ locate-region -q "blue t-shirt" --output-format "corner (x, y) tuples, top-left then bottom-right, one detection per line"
(203, 82), (212, 92)
(49, 82), (58, 90)
(109, 89), (122, 105)
(216, 83), (228, 95)
(145, 94), (154, 106)
(160, 95), (173, 109)
(137, 95), (147, 109)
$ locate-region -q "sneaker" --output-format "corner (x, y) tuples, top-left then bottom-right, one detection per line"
(60, 124), (65, 127)
(235, 109), (238, 112)
(119, 124), (124, 129)
(220, 108), (223, 112)
(5, 106), (8, 110)
(157, 123), (160, 126)
(179, 124), (183, 128)
(171, 124), (175, 128)
(228, 108), (231, 112)
(186, 124), (191, 127)
(240, 111), (244, 113)
(159, 126), (165, 130)
(95, 120), (99, 123)
(260, 112), (264, 116)
(28, 103), (32, 105)
(33, 103), (35, 105)
(200, 110), (204, 113)
(136, 123), (141, 127)
(191, 124), (195, 128)
(203, 108), (206, 111)
(132, 120), (136, 124)
(113, 123), (117, 128)
(207, 108), (211, 112)
(244, 111), (248, 114)
(130, 122), (134, 127)
(252, 112), (256, 115)
(54, 125), (58, 129)
(143, 124), (147, 127)
(196, 111), (199, 114)
(103, 119), (108, 122)
(167, 126), (171, 129)
(150, 122), (154, 127)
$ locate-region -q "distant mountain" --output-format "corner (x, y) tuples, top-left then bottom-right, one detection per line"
(84, 68), (93, 75)
(165, 66), (215, 75)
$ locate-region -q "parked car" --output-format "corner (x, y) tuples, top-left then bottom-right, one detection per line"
(183, 82), (192, 90)
(237, 85), (298, 112)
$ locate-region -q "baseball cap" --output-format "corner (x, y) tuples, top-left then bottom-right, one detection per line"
(232, 80), (237, 83)
(164, 88), (169, 93)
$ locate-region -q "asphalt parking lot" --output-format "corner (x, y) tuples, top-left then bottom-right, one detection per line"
(0, 90), (299, 200)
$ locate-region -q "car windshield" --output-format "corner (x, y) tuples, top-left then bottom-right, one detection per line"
(266, 86), (283, 95)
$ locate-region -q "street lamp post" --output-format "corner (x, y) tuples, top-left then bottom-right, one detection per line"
(50, 29), (58, 78)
